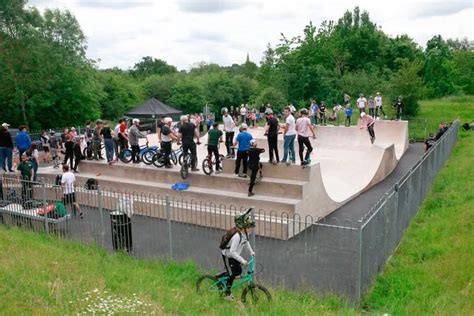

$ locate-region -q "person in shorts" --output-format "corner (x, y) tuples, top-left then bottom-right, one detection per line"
(61, 164), (82, 218)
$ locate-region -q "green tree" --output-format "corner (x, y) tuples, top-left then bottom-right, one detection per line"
(168, 80), (205, 114)
(423, 35), (456, 97)
(254, 87), (287, 112)
(131, 56), (177, 78)
(142, 73), (182, 103)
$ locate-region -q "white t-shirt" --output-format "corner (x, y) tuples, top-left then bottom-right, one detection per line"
(285, 114), (296, 136)
(240, 107), (247, 116)
(296, 117), (312, 137)
(223, 115), (235, 132)
(375, 96), (382, 107)
(32, 149), (39, 160)
(221, 231), (254, 264)
(357, 97), (367, 109)
(61, 172), (76, 194)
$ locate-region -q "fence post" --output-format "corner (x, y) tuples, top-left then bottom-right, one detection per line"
(250, 206), (256, 253)
(41, 178), (49, 234)
(356, 219), (363, 302)
(166, 195), (173, 259)
(97, 185), (105, 246)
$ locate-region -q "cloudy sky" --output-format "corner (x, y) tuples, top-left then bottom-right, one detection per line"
(30, 0), (473, 70)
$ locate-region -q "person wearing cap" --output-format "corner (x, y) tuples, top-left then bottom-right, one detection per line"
(360, 112), (376, 144)
(356, 94), (367, 115)
(264, 108), (280, 164)
(129, 118), (147, 164)
(233, 123), (253, 177)
(178, 115), (200, 171)
(296, 109), (316, 166)
(222, 108), (236, 158)
(15, 125), (31, 158)
(247, 139), (265, 196)
(161, 117), (178, 168)
(374, 92), (385, 119)
(394, 96), (404, 120)
(0, 123), (14, 172)
(282, 106), (297, 165)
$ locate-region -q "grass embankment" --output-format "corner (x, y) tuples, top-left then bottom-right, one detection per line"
(0, 97), (473, 314)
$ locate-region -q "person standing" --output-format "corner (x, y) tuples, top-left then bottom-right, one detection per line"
(247, 140), (265, 197)
(178, 115), (200, 171)
(40, 131), (50, 162)
(310, 100), (319, 125)
(368, 96), (375, 117)
(0, 123), (14, 172)
(118, 119), (129, 156)
(61, 164), (82, 218)
(113, 119), (122, 160)
(207, 122), (223, 173)
(17, 154), (33, 205)
(374, 92), (385, 119)
(281, 106), (296, 166)
(296, 109), (316, 166)
(100, 121), (115, 164)
(360, 112), (376, 144)
(264, 109), (280, 164)
(129, 119), (147, 164)
(319, 102), (327, 126)
(343, 93), (351, 106)
(84, 121), (93, 160)
(356, 94), (367, 115)
(239, 104), (247, 125)
(26, 144), (39, 181)
(395, 96), (404, 120)
(161, 117), (178, 169)
(233, 124), (253, 177)
(92, 120), (103, 160)
(15, 125), (31, 158)
(63, 134), (74, 170)
(345, 105), (353, 127)
(222, 108), (236, 158)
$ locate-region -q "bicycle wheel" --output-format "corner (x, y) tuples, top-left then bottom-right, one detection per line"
(141, 149), (155, 165)
(202, 158), (213, 175)
(178, 153), (183, 166)
(119, 149), (132, 163)
(170, 150), (178, 165)
(241, 284), (272, 303)
(180, 159), (189, 179)
(152, 153), (165, 168)
(196, 275), (221, 294)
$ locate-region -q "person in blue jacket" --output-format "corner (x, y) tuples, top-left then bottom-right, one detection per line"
(15, 125), (32, 158)
(345, 105), (353, 127)
(233, 124), (253, 178)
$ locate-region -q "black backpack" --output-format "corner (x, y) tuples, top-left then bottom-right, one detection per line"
(85, 178), (98, 190)
(219, 227), (241, 250)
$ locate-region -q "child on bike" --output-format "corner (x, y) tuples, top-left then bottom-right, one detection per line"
(220, 211), (256, 300)
(247, 139), (265, 197)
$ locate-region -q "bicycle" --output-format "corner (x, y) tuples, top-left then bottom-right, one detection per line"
(180, 153), (192, 179)
(119, 141), (158, 163)
(196, 256), (272, 303)
(202, 144), (225, 175)
(151, 146), (178, 168)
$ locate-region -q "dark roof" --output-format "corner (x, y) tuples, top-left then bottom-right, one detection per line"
(125, 98), (182, 117)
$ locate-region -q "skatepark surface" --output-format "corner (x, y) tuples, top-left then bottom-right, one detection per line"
(38, 120), (410, 237)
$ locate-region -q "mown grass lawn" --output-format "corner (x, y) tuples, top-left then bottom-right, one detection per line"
(0, 97), (473, 315)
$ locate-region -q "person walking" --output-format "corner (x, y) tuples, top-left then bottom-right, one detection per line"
(0, 123), (14, 172)
(15, 125), (31, 158)
(356, 94), (367, 115)
(233, 124), (253, 177)
(222, 108), (236, 158)
(61, 164), (82, 218)
(100, 121), (115, 164)
(129, 119), (147, 164)
(368, 96), (375, 117)
(282, 106), (296, 165)
(360, 112), (376, 144)
(161, 117), (178, 169)
(178, 115), (201, 171)
(72, 136), (82, 173)
(296, 109), (316, 166)
(264, 108), (280, 164)
(395, 96), (404, 120)
(247, 140), (265, 197)
(374, 92), (385, 119)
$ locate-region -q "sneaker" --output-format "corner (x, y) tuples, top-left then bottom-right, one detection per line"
(285, 161), (290, 166)
(291, 161), (296, 164)
(272, 161), (278, 165)
(248, 192), (255, 197)
(239, 174), (247, 178)
(224, 294), (235, 301)
(234, 174), (239, 177)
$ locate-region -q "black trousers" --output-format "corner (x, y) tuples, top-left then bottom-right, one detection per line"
(234, 151), (248, 175)
(376, 106), (386, 117)
(222, 255), (242, 294)
(248, 164), (261, 193)
(73, 155), (81, 171)
(396, 106), (402, 120)
(182, 141), (197, 169)
(297, 135), (313, 162)
(345, 116), (351, 126)
(162, 141), (172, 166)
(267, 135), (279, 163)
(369, 108), (375, 117)
(131, 144), (140, 163)
(207, 144), (221, 170)
(367, 125), (375, 138)
(63, 150), (74, 169)
(225, 131), (235, 156)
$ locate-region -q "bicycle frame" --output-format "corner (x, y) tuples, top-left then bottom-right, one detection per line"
(212, 256), (256, 292)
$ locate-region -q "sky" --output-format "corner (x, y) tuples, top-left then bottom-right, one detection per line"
(29, 0), (474, 70)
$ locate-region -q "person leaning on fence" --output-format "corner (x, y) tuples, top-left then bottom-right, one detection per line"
(17, 154), (33, 205)
(219, 212), (256, 301)
(61, 164), (82, 218)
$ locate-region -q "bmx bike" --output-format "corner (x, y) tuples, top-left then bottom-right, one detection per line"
(202, 144), (225, 175)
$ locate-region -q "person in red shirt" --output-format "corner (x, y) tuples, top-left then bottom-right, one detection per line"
(118, 120), (128, 154)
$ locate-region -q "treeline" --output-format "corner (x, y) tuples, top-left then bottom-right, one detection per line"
(1, 2), (473, 130)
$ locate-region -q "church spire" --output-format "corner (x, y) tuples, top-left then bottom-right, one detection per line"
(246, 52), (250, 63)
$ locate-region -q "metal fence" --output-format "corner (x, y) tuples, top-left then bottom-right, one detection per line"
(0, 121), (459, 302)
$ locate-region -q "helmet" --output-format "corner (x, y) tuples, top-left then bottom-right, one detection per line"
(132, 118), (140, 124)
(240, 123), (248, 130)
(265, 108), (273, 115)
(234, 209), (256, 229)
(360, 112), (366, 118)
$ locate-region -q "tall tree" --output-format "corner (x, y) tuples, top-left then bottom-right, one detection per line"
(131, 56), (177, 78)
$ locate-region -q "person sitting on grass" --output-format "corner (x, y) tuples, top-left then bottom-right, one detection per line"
(220, 211), (255, 301)
(247, 139), (265, 197)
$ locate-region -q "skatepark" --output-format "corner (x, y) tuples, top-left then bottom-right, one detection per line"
(36, 120), (410, 238)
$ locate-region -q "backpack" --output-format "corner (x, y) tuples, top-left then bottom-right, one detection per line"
(85, 178), (98, 190)
(219, 227), (241, 250)
(55, 174), (62, 186)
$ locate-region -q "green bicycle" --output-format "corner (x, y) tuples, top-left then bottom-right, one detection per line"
(196, 256), (272, 303)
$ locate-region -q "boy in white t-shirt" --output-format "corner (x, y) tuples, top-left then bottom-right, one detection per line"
(222, 108), (236, 158)
(61, 164), (82, 218)
(357, 94), (367, 115)
(296, 109), (316, 166)
(282, 106), (296, 165)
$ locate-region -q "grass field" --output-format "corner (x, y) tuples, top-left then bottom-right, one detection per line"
(0, 97), (473, 314)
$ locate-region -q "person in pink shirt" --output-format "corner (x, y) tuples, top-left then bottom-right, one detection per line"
(296, 108), (316, 166)
(359, 112), (376, 144)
